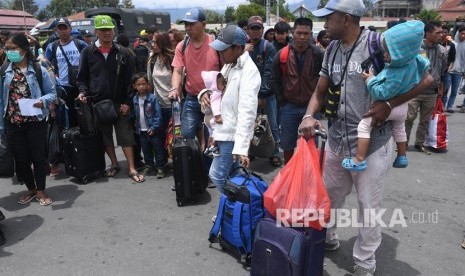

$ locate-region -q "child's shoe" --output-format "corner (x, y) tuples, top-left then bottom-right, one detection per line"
(393, 155), (408, 168)
(341, 158), (367, 172)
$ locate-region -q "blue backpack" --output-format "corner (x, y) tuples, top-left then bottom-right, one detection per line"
(209, 167), (268, 262)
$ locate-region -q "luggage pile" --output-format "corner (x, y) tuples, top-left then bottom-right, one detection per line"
(209, 130), (331, 276)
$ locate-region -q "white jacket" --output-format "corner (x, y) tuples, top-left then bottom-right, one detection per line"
(211, 51), (260, 156)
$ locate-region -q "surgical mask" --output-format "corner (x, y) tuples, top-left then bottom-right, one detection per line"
(6, 50), (24, 63)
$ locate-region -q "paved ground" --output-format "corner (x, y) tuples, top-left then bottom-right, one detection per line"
(0, 97), (464, 276)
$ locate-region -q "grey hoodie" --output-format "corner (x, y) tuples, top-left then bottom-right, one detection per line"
(450, 31), (465, 74)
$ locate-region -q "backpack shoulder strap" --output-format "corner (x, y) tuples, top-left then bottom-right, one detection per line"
(182, 37), (190, 53)
(368, 31), (384, 73)
(259, 39), (267, 57)
(279, 45), (290, 77)
(0, 62), (9, 79)
(33, 61), (43, 92)
(73, 38), (86, 52)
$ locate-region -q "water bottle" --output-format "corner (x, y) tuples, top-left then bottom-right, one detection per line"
(173, 101), (181, 126)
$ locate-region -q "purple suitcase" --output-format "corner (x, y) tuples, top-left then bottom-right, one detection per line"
(251, 217), (326, 276)
(251, 130), (328, 276)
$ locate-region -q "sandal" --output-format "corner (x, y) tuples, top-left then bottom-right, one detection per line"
(18, 191), (36, 205)
(36, 196), (52, 206)
(129, 172), (145, 183)
(341, 158), (367, 172)
(104, 166), (121, 177)
(269, 156), (283, 167)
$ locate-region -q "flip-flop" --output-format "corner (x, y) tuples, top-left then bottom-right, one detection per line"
(36, 196), (53, 206)
(104, 166), (121, 177)
(129, 172), (145, 183)
(18, 192), (37, 205)
(341, 158), (367, 172)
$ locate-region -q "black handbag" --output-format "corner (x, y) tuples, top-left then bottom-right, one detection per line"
(93, 99), (118, 124)
(0, 134), (14, 178)
(75, 99), (96, 135)
(58, 44), (79, 87)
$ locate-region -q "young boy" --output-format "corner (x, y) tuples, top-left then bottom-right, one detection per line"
(342, 20), (430, 171)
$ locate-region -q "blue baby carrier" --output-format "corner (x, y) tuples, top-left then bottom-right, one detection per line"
(209, 167), (268, 265)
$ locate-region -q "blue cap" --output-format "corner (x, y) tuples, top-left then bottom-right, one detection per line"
(209, 25), (247, 52)
(180, 8), (206, 23)
(312, 0), (366, 18)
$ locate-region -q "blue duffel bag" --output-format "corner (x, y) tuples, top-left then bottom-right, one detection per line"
(209, 167), (268, 264)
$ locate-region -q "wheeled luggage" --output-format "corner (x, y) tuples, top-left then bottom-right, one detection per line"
(209, 167), (268, 265)
(62, 127), (105, 184)
(251, 130), (328, 276)
(171, 100), (208, 206)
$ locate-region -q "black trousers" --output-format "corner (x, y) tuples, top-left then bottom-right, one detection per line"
(5, 120), (48, 191)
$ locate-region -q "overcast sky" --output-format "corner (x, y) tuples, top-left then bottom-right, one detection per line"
(132, 0), (306, 10)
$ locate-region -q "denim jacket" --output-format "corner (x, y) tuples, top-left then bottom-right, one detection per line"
(132, 93), (162, 134)
(0, 61), (56, 133)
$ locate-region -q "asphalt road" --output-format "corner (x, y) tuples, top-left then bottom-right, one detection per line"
(0, 97), (464, 276)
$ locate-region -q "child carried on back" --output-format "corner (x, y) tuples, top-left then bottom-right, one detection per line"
(342, 20), (430, 171)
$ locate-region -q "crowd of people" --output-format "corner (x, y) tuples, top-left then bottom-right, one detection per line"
(0, 0), (465, 272)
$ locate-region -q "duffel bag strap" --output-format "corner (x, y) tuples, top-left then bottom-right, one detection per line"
(209, 195), (227, 242)
(232, 202), (247, 253)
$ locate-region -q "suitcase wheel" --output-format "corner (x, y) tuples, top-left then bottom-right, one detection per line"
(80, 176), (89, 184)
(177, 200), (183, 207)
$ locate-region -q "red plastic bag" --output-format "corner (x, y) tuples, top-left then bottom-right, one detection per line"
(425, 98), (448, 149)
(264, 137), (331, 230)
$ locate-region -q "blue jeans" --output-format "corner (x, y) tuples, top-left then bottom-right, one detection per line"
(209, 141), (240, 194)
(442, 73), (462, 110)
(139, 131), (167, 168)
(181, 94), (204, 139)
(280, 103), (320, 151)
(264, 95), (280, 156)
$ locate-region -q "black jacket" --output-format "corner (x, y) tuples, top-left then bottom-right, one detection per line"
(77, 42), (135, 106)
(134, 45), (149, 73)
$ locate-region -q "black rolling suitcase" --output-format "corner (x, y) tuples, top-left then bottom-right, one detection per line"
(62, 127), (105, 184)
(251, 130), (328, 276)
(171, 101), (208, 206)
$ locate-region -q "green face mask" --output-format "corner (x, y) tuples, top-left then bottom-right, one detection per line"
(6, 50), (24, 63)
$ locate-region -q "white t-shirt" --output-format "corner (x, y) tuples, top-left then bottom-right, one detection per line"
(138, 96), (148, 131)
(46, 40), (81, 86)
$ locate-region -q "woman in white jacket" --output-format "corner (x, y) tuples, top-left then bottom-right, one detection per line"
(200, 25), (261, 193)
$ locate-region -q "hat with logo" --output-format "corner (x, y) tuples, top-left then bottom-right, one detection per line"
(83, 30), (92, 37)
(247, 16), (264, 28)
(94, 15), (115, 29)
(312, 0), (366, 18)
(55, 17), (71, 28)
(180, 8), (206, 23)
(209, 25), (247, 52)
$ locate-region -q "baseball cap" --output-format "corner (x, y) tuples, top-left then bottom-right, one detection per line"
(94, 15), (115, 29)
(83, 30), (92, 37)
(55, 17), (71, 28)
(180, 8), (206, 23)
(312, 0), (366, 18)
(248, 16), (264, 28)
(209, 25), (247, 52)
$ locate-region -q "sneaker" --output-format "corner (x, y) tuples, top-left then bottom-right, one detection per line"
(212, 215), (217, 223)
(351, 265), (374, 276)
(140, 165), (155, 175)
(324, 240), (340, 251)
(445, 109), (455, 113)
(462, 238), (465, 249)
(171, 186), (176, 191)
(459, 107), (465, 113)
(156, 167), (166, 179)
(414, 145), (431, 155)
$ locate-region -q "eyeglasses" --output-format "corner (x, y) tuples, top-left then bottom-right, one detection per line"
(250, 26), (262, 31)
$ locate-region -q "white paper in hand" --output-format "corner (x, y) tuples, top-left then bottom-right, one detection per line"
(18, 99), (43, 116)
